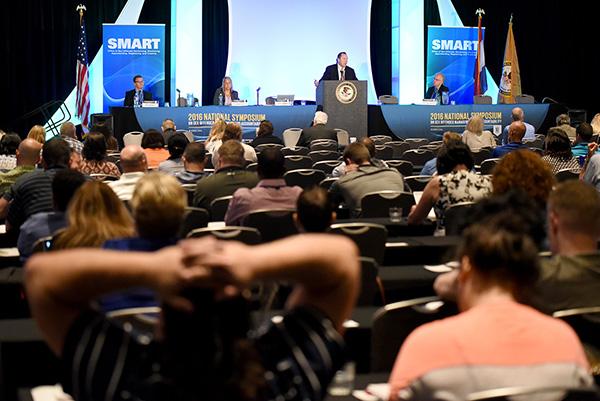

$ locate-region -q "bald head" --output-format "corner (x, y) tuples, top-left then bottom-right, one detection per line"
(120, 145), (147, 173)
(512, 107), (525, 122)
(16, 138), (42, 166)
(508, 121), (527, 143)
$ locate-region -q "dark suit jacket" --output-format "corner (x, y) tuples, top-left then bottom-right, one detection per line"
(424, 84), (449, 100)
(319, 64), (358, 82)
(296, 124), (338, 148)
(124, 89), (153, 107)
(213, 88), (240, 105)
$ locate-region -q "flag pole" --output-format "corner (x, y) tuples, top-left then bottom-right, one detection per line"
(76, 4), (86, 25)
(474, 8), (485, 96)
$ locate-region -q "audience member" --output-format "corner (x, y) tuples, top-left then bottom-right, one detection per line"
(492, 149), (554, 207)
(90, 124), (118, 152)
(27, 125), (46, 144)
(25, 235), (359, 401)
(531, 181), (600, 313)
(389, 216), (593, 401)
(60, 122), (83, 154)
(420, 131), (462, 176)
(0, 138), (41, 195)
(0, 138), (71, 233)
(555, 113), (577, 142)
(100, 172), (187, 311)
(176, 142), (209, 184)
(205, 119), (226, 154)
(461, 115), (495, 151)
(582, 142), (600, 191)
(17, 169), (86, 261)
(408, 142), (491, 224)
(0, 133), (21, 170)
(500, 107), (535, 145)
(161, 118), (177, 143)
(211, 123), (257, 167)
(332, 137), (388, 177)
(295, 186), (336, 232)
(329, 143), (404, 215)
(250, 120), (284, 148)
(225, 148), (302, 225)
(142, 129), (169, 169)
(108, 145), (148, 201)
(193, 140), (259, 211)
(159, 133), (189, 174)
(571, 122), (596, 158)
(296, 111), (338, 148)
(492, 121), (528, 158)
(541, 127), (580, 174)
(52, 181), (134, 249)
(79, 133), (121, 178)
(590, 113), (600, 135)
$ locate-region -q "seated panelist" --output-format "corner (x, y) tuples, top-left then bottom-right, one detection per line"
(213, 76), (239, 105)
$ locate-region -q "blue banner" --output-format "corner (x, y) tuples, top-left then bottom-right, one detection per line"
(102, 24), (165, 112)
(426, 26), (483, 105)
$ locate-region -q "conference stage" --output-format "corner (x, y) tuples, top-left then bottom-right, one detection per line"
(110, 103), (565, 146)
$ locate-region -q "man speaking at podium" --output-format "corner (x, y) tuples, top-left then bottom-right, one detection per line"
(315, 52), (357, 86)
(124, 75), (153, 107)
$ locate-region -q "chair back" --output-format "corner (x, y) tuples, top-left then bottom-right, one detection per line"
(281, 146), (309, 156)
(400, 149), (436, 170)
(555, 168), (580, 183)
(90, 174), (120, 182)
(243, 209), (298, 242)
(246, 162), (258, 172)
(361, 191), (415, 217)
(319, 177), (339, 190)
(310, 140), (338, 152)
(335, 129), (350, 146)
(375, 144), (394, 160)
(284, 169), (326, 189)
(358, 257), (382, 306)
(312, 160), (340, 175)
(205, 154), (215, 169)
(282, 128), (302, 147)
(106, 306), (160, 336)
(473, 95), (493, 104)
(181, 183), (196, 206)
(371, 297), (457, 371)
(387, 141), (412, 159)
(404, 175), (433, 192)
(309, 150), (340, 164)
(370, 135), (393, 145)
(386, 160), (414, 177)
(480, 158), (501, 175)
(187, 226), (262, 245)
(404, 138), (430, 149)
(378, 95), (398, 104)
(515, 94), (535, 104)
(553, 306), (600, 348)
(210, 196), (233, 221)
(284, 155), (313, 171)
(471, 148), (493, 166)
(523, 137), (545, 149)
(444, 201), (475, 235)
(255, 143), (284, 153)
(329, 223), (387, 265)
(123, 131), (144, 147)
(178, 207), (209, 237)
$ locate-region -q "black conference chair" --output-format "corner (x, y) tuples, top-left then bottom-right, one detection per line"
(319, 177), (339, 190)
(400, 149), (436, 171)
(308, 150), (340, 164)
(471, 148), (493, 167)
(186, 226), (262, 245)
(480, 158), (501, 175)
(444, 201), (475, 235)
(312, 160), (340, 175)
(246, 162), (258, 172)
(254, 143), (284, 153)
(404, 138), (430, 149)
(281, 146), (309, 156)
(357, 257), (385, 306)
(310, 139), (338, 152)
(209, 195), (233, 221)
(284, 155), (313, 171)
(404, 175), (433, 192)
(553, 306), (600, 350)
(181, 183), (196, 206)
(375, 144), (394, 160)
(329, 223), (388, 266)
(178, 207), (210, 238)
(369, 135), (393, 145)
(360, 191), (416, 218)
(555, 168), (580, 182)
(386, 160), (414, 177)
(371, 297), (457, 372)
(284, 169), (326, 189)
(387, 141), (412, 159)
(242, 209), (298, 242)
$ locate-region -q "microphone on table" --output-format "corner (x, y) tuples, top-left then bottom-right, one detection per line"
(256, 87), (261, 106)
(176, 89), (181, 107)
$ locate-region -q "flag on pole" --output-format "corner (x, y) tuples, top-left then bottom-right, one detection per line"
(75, 4), (90, 128)
(498, 15), (521, 104)
(473, 8), (487, 97)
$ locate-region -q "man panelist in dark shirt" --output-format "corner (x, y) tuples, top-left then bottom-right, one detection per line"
(315, 52), (358, 86)
(124, 75), (153, 107)
(425, 72), (449, 103)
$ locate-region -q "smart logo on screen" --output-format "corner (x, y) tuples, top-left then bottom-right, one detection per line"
(431, 39), (478, 55)
(106, 37), (162, 55)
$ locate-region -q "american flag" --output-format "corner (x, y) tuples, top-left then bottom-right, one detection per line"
(76, 6), (90, 127)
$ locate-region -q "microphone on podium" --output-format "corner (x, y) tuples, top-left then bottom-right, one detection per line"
(256, 87), (261, 105)
(176, 89), (181, 107)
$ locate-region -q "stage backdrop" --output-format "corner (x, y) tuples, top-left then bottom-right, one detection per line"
(426, 26), (484, 105)
(102, 24), (165, 112)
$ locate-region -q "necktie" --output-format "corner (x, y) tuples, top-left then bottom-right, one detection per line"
(340, 69), (345, 81)
(137, 91), (142, 106)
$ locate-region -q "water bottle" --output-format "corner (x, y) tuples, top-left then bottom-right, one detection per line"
(441, 91), (449, 105)
(187, 93), (194, 107)
(218, 92), (223, 106)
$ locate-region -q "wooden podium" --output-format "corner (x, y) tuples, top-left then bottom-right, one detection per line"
(316, 80), (368, 139)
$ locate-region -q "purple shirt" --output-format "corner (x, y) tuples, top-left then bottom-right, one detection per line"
(224, 178), (302, 225)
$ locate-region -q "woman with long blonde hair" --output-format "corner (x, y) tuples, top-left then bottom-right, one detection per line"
(53, 181), (134, 249)
(205, 119), (226, 154)
(27, 125), (46, 144)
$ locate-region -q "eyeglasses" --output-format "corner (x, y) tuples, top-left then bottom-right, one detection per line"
(135, 80), (144, 84)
